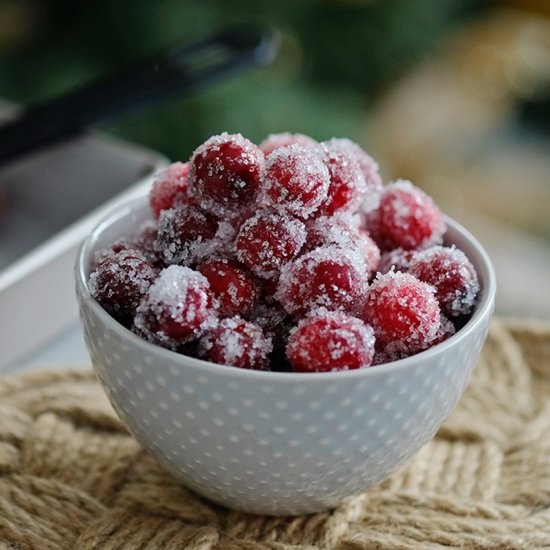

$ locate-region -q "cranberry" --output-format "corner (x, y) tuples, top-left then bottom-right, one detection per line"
(197, 258), (257, 318)
(362, 271), (441, 360)
(259, 132), (318, 157)
(89, 250), (157, 322)
(198, 317), (272, 370)
(409, 245), (479, 317)
(149, 162), (190, 219)
(367, 180), (446, 251)
(235, 210), (306, 279)
(316, 140), (367, 216)
(134, 266), (218, 349)
(378, 248), (417, 274)
(287, 309), (375, 373)
(188, 133), (263, 217)
(276, 246), (369, 317)
(262, 144), (330, 219)
(154, 205), (234, 267)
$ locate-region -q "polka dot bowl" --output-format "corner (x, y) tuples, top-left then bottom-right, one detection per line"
(75, 196), (496, 516)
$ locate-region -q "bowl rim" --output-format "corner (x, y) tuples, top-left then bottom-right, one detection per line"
(75, 195), (496, 381)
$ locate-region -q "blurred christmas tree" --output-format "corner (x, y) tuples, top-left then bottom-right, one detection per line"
(0, 0), (481, 160)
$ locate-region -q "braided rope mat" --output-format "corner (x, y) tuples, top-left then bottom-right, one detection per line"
(1, 318), (550, 549)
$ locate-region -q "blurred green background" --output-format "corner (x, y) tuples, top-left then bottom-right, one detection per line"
(0, 0), (481, 160)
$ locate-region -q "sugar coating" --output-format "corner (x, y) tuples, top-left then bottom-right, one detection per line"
(235, 210), (307, 279)
(89, 250), (157, 320)
(368, 180), (446, 251)
(276, 245), (370, 317)
(259, 132), (319, 157)
(155, 206), (235, 267)
(198, 317), (273, 370)
(134, 265), (218, 350)
(149, 162), (190, 219)
(262, 144), (330, 219)
(286, 308), (376, 373)
(306, 214), (380, 275)
(316, 140), (368, 216)
(378, 248), (417, 274)
(198, 258), (257, 318)
(409, 245), (480, 317)
(188, 132), (264, 217)
(362, 271), (441, 360)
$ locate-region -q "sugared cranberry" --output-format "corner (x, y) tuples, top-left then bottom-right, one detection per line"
(188, 133), (263, 217)
(306, 214), (380, 276)
(135, 266), (218, 349)
(378, 248), (417, 274)
(276, 246), (369, 317)
(150, 162), (190, 219)
(316, 140), (367, 216)
(259, 132), (318, 157)
(362, 271), (441, 360)
(366, 180), (446, 251)
(198, 317), (272, 370)
(262, 144), (330, 219)
(235, 210), (306, 279)
(155, 205), (234, 267)
(89, 250), (157, 322)
(197, 259), (257, 318)
(287, 309), (375, 373)
(409, 245), (479, 317)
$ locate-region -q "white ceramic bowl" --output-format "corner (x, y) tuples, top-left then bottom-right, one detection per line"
(75, 196), (496, 516)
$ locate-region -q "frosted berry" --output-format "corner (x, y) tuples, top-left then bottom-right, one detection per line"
(362, 271), (441, 360)
(198, 317), (272, 370)
(260, 132), (318, 157)
(150, 162), (190, 219)
(276, 246), (369, 317)
(188, 133), (263, 217)
(135, 266), (218, 349)
(89, 250), (157, 322)
(326, 138), (383, 211)
(235, 210), (306, 279)
(287, 309), (375, 373)
(155, 205), (234, 267)
(409, 245), (479, 317)
(197, 259), (257, 318)
(378, 248), (417, 274)
(307, 214), (380, 276)
(262, 144), (330, 219)
(316, 140), (367, 216)
(367, 180), (446, 251)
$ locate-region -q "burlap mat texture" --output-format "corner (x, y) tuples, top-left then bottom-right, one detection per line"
(1, 318), (550, 549)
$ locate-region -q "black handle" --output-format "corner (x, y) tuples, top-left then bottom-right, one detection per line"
(0, 25), (275, 166)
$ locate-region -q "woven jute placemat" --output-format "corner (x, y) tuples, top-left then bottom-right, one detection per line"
(1, 317), (550, 549)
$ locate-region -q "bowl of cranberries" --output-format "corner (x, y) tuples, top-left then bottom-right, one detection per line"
(75, 132), (495, 515)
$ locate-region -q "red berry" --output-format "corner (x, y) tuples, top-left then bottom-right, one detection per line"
(198, 317), (272, 370)
(362, 271), (441, 360)
(276, 246), (369, 317)
(235, 210), (306, 279)
(259, 132), (318, 157)
(197, 259), (257, 318)
(306, 214), (380, 276)
(408, 245), (479, 317)
(155, 205), (234, 267)
(89, 250), (157, 322)
(150, 162), (190, 219)
(326, 138), (383, 210)
(367, 180), (446, 251)
(378, 248), (417, 274)
(188, 133), (263, 217)
(316, 140), (367, 216)
(135, 266), (218, 349)
(286, 309), (375, 373)
(262, 144), (330, 219)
